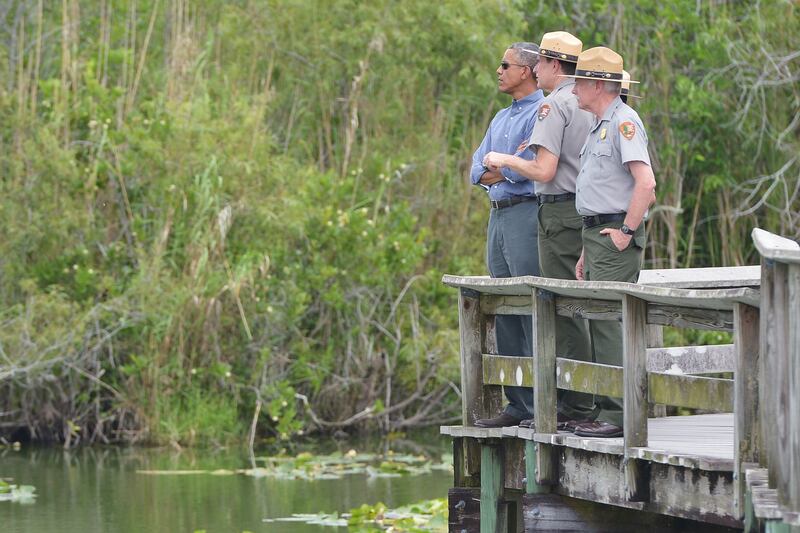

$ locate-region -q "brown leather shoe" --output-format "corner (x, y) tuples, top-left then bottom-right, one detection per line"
(573, 421), (624, 438)
(521, 413), (575, 430)
(474, 413), (524, 428)
(559, 418), (593, 432)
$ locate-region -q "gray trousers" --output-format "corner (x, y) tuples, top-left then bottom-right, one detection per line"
(486, 199), (540, 419)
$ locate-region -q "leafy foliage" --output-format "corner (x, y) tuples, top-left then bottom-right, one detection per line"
(0, 1), (798, 444)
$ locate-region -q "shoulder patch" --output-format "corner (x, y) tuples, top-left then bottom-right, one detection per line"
(538, 104), (551, 121)
(619, 121), (636, 140)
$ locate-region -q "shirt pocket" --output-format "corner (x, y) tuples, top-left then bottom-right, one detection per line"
(590, 142), (613, 157)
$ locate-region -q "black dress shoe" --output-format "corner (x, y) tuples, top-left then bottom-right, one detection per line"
(518, 418), (534, 428)
(474, 413), (524, 428)
(573, 421), (624, 438)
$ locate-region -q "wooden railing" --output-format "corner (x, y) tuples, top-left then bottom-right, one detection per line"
(443, 269), (761, 513)
(750, 228), (800, 529)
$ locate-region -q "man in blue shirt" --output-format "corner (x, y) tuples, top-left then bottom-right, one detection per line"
(470, 42), (544, 428)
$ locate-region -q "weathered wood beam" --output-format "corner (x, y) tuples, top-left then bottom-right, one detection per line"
(532, 288), (557, 434)
(648, 372), (733, 412)
(525, 441), (549, 495)
(623, 295), (650, 503)
(645, 344), (735, 374)
(624, 295), (649, 449)
(647, 304), (734, 331)
(532, 288), (558, 487)
(556, 296), (621, 320)
(788, 263), (800, 516)
(482, 355), (733, 411)
(442, 274), (760, 308)
(771, 263), (791, 500)
(554, 447), (740, 528)
(448, 487), (480, 532)
(480, 443), (506, 533)
(752, 227), (800, 264)
(482, 344), (736, 388)
(459, 288), (483, 426)
(758, 257), (775, 478)
(453, 437), (481, 488)
(480, 294), (530, 316)
(734, 302), (761, 519)
(482, 355), (533, 389)
(482, 293), (737, 334)
(556, 359), (622, 398)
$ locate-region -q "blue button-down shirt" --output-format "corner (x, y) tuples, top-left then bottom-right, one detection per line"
(470, 89), (544, 201)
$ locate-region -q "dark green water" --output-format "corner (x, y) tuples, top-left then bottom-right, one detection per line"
(0, 434), (452, 532)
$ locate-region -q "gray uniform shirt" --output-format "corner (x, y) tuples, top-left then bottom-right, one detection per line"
(528, 79), (594, 195)
(575, 96), (651, 215)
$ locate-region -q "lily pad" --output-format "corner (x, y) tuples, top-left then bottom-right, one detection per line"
(265, 498), (447, 531)
(0, 480), (37, 504)
(136, 450), (452, 482)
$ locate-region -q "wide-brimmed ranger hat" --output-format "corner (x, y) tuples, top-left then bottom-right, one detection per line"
(561, 47), (640, 84)
(620, 70), (641, 99)
(537, 31), (582, 63)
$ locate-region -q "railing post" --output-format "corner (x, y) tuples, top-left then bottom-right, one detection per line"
(771, 263), (791, 503)
(788, 264), (800, 519)
(532, 288), (558, 485)
(647, 325), (667, 417)
(759, 257), (775, 476)
(734, 302), (761, 518)
(480, 441), (507, 533)
(459, 288), (501, 425)
(459, 288), (483, 426)
(623, 294), (649, 502)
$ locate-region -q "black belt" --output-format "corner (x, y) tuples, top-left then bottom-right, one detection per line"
(490, 196), (536, 209)
(582, 213), (626, 228)
(537, 193), (575, 205)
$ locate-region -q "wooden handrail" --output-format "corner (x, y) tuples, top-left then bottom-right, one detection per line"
(752, 227), (800, 523)
(753, 227), (800, 264)
(445, 263), (763, 515)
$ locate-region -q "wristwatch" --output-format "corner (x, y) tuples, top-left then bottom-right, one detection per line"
(620, 224), (635, 236)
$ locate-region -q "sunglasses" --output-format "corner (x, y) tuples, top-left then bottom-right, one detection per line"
(500, 61), (528, 70)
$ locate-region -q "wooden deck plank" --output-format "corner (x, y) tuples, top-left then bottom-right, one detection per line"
(445, 414), (736, 472)
(521, 414), (736, 471)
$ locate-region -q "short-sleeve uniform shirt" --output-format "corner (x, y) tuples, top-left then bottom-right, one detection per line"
(575, 97), (651, 216)
(528, 79), (594, 195)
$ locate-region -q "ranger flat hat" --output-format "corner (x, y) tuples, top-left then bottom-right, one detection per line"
(537, 31), (582, 63)
(561, 46), (640, 83)
(621, 70), (642, 98)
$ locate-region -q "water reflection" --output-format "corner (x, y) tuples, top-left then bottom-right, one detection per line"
(0, 431), (452, 532)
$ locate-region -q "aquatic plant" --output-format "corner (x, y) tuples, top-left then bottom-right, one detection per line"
(0, 479), (37, 504)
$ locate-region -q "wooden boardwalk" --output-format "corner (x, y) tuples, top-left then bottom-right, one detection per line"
(440, 228), (800, 532)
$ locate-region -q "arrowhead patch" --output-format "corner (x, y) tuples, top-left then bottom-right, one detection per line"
(619, 121), (636, 140)
(538, 104), (551, 121)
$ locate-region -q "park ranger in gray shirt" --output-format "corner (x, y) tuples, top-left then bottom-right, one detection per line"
(566, 46), (656, 438)
(483, 31), (596, 431)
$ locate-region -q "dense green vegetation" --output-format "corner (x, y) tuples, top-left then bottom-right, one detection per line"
(1, 1), (797, 446)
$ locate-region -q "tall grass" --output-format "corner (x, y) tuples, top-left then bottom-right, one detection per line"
(0, 0), (797, 446)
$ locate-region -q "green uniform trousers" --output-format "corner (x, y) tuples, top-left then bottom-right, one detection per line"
(537, 201), (594, 420)
(582, 221), (646, 427)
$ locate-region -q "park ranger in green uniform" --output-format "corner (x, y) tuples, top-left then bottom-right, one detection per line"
(566, 46), (656, 438)
(483, 31), (595, 430)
